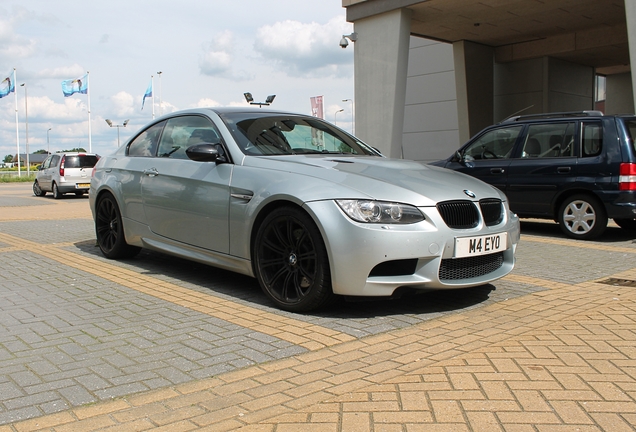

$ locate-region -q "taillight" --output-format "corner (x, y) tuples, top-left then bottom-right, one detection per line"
(59, 155), (65, 177)
(619, 163), (636, 191)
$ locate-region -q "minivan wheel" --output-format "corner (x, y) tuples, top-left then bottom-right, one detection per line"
(52, 182), (62, 199)
(614, 218), (636, 231)
(557, 194), (607, 240)
(95, 193), (141, 259)
(33, 180), (46, 197)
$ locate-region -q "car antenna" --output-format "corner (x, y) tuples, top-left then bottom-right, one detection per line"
(498, 105), (534, 123)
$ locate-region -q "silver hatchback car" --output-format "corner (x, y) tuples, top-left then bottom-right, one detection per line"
(90, 108), (520, 312)
(33, 152), (99, 199)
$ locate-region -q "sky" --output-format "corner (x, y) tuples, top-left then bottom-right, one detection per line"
(0, 0), (355, 158)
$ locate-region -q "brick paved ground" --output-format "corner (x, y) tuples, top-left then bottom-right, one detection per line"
(1, 182), (635, 431)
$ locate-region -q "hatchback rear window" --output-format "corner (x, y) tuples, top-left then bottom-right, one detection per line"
(64, 155), (99, 168)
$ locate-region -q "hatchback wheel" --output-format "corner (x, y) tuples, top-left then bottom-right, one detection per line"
(558, 194), (607, 240)
(33, 180), (46, 197)
(52, 182), (62, 199)
(254, 206), (333, 312)
(95, 193), (141, 259)
(614, 218), (636, 231)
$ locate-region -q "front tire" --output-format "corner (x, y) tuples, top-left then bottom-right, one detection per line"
(33, 180), (46, 197)
(614, 218), (636, 231)
(95, 193), (141, 259)
(558, 194), (607, 240)
(254, 206), (333, 312)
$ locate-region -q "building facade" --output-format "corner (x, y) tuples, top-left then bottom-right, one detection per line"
(342, 0), (635, 161)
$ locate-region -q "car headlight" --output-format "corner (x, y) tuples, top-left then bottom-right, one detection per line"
(335, 200), (424, 224)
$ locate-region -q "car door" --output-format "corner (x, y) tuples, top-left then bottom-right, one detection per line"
(140, 115), (232, 254)
(38, 155), (53, 191)
(43, 154), (60, 191)
(118, 121), (166, 224)
(444, 125), (523, 194)
(506, 121), (578, 216)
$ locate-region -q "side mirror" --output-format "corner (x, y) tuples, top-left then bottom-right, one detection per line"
(186, 143), (227, 163)
(451, 150), (463, 163)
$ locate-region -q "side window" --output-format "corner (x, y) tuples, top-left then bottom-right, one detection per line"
(50, 155), (61, 167)
(157, 116), (221, 159)
(582, 122), (603, 157)
(521, 122), (576, 158)
(463, 126), (522, 160)
(128, 122), (165, 157)
(41, 156), (52, 169)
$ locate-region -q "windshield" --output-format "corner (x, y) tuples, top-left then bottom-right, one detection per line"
(220, 112), (380, 156)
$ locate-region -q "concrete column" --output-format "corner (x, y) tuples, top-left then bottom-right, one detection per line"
(626, 0), (636, 110)
(354, 8), (412, 158)
(453, 41), (494, 143)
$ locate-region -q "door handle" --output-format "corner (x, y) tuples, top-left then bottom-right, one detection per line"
(143, 168), (159, 177)
(490, 168), (505, 174)
(557, 167), (571, 173)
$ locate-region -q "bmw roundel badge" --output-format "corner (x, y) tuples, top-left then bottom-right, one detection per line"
(463, 189), (476, 198)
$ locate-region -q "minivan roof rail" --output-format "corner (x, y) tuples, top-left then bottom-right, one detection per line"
(500, 110), (604, 123)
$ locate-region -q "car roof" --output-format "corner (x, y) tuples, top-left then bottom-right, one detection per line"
(152, 107), (312, 120)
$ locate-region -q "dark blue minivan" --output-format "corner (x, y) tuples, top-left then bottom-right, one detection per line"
(431, 111), (636, 239)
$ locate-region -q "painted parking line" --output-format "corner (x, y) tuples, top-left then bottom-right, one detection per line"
(0, 232), (355, 351)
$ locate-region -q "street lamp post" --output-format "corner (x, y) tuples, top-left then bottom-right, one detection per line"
(342, 98), (354, 135)
(47, 128), (52, 155)
(157, 71), (163, 116)
(334, 109), (344, 126)
(105, 119), (130, 146)
(20, 83), (29, 175)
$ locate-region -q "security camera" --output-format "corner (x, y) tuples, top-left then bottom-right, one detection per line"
(339, 37), (349, 49)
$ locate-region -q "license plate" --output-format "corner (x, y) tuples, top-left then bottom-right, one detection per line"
(76, 183), (91, 189)
(454, 232), (507, 258)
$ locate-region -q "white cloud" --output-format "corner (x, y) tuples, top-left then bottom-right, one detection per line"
(254, 16), (352, 75)
(36, 64), (85, 79)
(193, 98), (222, 108)
(0, 15), (37, 59)
(199, 31), (235, 77)
(110, 91), (134, 117)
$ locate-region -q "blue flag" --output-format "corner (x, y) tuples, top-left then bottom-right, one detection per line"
(141, 80), (152, 110)
(61, 74), (88, 97)
(0, 70), (15, 99)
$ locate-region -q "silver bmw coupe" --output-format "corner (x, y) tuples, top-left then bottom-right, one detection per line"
(90, 107), (520, 312)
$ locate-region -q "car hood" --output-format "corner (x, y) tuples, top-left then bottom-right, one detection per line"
(243, 155), (505, 206)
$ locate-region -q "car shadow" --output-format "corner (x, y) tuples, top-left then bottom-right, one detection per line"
(39, 194), (89, 200)
(520, 219), (636, 243)
(73, 240), (497, 319)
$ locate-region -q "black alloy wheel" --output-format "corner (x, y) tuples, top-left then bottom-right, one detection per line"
(254, 206), (333, 312)
(95, 193), (141, 259)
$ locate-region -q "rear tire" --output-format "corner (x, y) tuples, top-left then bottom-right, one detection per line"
(253, 206), (333, 312)
(52, 182), (62, 199)
(557, 194), (607, 240)
(95, 193), (141, 259)
(614, 218), (636, 231)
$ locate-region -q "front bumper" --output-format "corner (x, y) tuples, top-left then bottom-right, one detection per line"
(304, 200), (519, 297)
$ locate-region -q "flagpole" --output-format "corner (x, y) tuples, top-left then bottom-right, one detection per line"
(13, 68), (20, 177)
(87, 71), (92, 153)
(151, 76), (155, 120)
